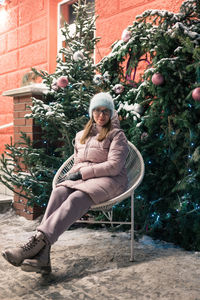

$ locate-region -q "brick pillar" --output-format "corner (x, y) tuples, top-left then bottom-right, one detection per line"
(3, 84), (48, 220)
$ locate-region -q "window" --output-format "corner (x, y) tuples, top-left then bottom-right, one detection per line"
(57, 0), (95, 56)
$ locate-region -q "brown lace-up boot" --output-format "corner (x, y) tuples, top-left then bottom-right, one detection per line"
(21, 244), (51, 275)
(1, 231), (47, 267)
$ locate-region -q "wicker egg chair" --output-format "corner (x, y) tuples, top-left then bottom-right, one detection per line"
(52, 141), (145, 261)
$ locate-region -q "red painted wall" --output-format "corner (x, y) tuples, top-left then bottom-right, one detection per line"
(0, 0), (184, 153)
(95, 0), (184, 62)
(0, 0), (59, 153)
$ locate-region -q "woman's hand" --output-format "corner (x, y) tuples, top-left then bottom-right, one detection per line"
(66, 171), (82, 181)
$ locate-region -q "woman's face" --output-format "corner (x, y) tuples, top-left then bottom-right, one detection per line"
(92, 106), (111, 127)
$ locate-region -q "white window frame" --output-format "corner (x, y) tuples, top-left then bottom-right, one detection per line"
(57, 0), (75, 56)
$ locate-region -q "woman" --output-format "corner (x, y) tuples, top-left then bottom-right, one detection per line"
(2, 92), (129, 274)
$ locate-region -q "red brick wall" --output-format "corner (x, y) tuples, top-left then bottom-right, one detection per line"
(0, 0), (58, 153)
(95, 0), (184, 62)
(12, 88), (45, 220)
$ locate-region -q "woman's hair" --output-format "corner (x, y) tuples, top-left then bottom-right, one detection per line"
(80, 118), (111, 144)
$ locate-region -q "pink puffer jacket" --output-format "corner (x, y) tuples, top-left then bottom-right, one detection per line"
(57, 114), (129, 204)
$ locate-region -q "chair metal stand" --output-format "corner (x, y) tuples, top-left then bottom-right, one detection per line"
(102, 209), (113, 227)
(130, 191), (134, 262)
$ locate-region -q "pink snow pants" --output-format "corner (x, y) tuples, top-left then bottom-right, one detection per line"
(37, 186), (93, 244)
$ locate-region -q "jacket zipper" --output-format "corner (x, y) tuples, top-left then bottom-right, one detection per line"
(84, 136), (92, 160)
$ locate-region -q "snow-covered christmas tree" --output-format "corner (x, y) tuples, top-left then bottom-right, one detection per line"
(97, 0), (200, 250)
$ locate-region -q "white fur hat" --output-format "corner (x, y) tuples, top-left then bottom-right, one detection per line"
(89, 92), (114, 118)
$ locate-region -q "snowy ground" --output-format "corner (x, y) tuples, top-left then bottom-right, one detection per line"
(0, 209), (200, 300)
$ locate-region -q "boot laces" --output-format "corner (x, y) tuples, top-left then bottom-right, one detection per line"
(21, 235), (41, 252)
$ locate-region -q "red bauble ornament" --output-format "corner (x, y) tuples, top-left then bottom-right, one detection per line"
(57, 76), (69, 88)
(192, 87), (200, 101)
(152, 73), (164, 86)
(121, 29), (131, 42)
